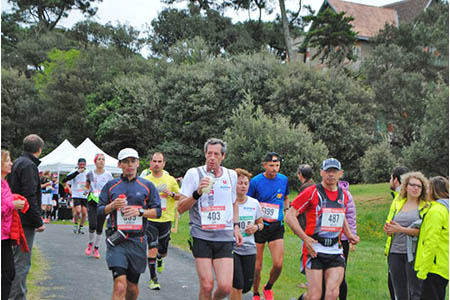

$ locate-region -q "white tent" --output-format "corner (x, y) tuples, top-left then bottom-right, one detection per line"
(38, 139), (76, 170)
(39, 138), (122, 174)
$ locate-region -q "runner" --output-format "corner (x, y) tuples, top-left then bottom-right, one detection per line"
(40, 171), (53, 224)
(84, 153), (113, 259)
(286, 158), (360, 300)
(231, 168), (263, 300)
(98, 148), (161, 300)
(62, 158), (89, 234)
(178, 138), (243, 300)
(144, 152), (180, 290)
(248, 152), (289, 300)
(50, 173), (60, 221)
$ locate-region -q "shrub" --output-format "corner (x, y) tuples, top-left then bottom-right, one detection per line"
(360, 142), (397, 183)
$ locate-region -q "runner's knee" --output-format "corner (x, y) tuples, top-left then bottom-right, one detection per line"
(200, 279), (214, 294)
(216, 281), (232, 295)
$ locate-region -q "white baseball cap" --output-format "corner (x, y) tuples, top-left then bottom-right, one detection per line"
(118, 148), (139, 161)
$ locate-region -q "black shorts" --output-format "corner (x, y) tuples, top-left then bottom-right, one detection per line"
(145, 221), (172, 255)
(306, 253), (346, 270)
(111, 267), (140, 284)
(254, 221), (284, 244)
(73, 198), (88, 207)
(233, 253), (256, 293)
(191, 237), (233, 259)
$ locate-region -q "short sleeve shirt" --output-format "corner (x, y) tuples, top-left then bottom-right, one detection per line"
(145, 172), (180, 222)
(234, 196), (263, 255)
(68, 170), (88, 199)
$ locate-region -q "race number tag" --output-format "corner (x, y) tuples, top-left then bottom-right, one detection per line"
(117, 205), (143, 231)
(93, 190), (101, 197)
(321, 208), (345, 232)
(261, 203), (279, 221)
(160, 195), (167, 211)
(239, 215), (254, 237)
(200, 206), (226, 230)
(77, 181), (86, 193)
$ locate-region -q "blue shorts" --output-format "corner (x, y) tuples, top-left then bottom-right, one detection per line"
(106, 236), (147, 274)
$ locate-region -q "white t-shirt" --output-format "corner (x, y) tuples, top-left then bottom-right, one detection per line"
(180, 166), (237, 242)
(86, 170), (113, 197)
(234, 196), (262, 256)
(68, 170), (88, 199)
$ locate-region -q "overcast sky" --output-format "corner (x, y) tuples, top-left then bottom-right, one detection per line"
(1, 0), (403, 57)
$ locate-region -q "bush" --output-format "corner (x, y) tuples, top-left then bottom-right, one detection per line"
(360, 142), (397, 183)
(223, 98), (328, 188)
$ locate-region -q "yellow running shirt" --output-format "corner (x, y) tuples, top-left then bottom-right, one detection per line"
(145, 172), (180, 222)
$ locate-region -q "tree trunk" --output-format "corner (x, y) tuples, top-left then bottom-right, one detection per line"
(279, 0), (294, 62)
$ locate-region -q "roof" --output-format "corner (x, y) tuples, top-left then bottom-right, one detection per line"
(325, 0), (398, 40)
(383, 0), (432, 24)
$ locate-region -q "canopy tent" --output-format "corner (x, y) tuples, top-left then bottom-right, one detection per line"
(38, 139), (76, 169)
(38, 138), (122, 174)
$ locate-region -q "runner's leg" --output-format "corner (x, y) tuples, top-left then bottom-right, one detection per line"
(195, 258), (215, 300)
(212, 257), (234, 300)
(253, 243), (265, 295)
(305, 268), (323, 300)
(266, 238), (284, 287)
(324, 267), (344, 300)
(112, 275), (127, 300)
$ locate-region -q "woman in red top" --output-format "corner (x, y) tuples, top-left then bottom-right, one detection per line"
(2, 150), (25, 300)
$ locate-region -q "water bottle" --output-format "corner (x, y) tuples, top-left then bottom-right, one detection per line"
(202, 170), (215, 194)
(118, 194), (127, 215)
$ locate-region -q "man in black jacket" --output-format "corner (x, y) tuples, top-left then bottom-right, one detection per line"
(8, 134), (46, 300)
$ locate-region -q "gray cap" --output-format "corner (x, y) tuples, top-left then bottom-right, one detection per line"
(322, 158), (341, 170)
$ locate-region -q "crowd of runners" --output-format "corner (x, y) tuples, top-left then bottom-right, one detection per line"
(2, 135), (448, 300)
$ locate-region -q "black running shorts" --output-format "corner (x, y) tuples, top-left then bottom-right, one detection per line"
(254, 221), (284, 244)
(145, 221), (172, 255)
(73, 197), (88, 207)
(306, 253), (346, 270)
(191, 237), (233, 259)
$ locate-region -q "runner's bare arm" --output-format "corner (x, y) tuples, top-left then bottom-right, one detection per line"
(286, 207), (318, 257)
(343, 219), (360, 244)
(177, 177), (211, 214)
(233, 200), (243, 246)
(284, 195), (289, 211)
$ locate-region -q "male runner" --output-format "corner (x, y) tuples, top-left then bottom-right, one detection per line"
(85, 153), (113, 258)
(144, 152), (180, 290)
(98, 148), (161, 300)
(286, 158), (360, 300)
(248, 152), (289, 300)
(63, 158), (89, 234)
(178, 138), (243, 300)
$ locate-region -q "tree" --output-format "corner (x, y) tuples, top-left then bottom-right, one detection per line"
(5, 0), (101, 32)
(303, 8), (357, 67)
(223, 97), (328, 186)
(360, 142), (397, 183)
(402, 82), (449, 177)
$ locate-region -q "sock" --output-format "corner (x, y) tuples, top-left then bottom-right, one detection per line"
(89, 231), (95, 243)
(298, 294), (304, 300)
(148, 258), (157, 280)
(265, 282), (273, 290)
(94, 233), (102, 248)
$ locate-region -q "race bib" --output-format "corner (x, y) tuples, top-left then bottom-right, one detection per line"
(93, 190), (101, 197)
(160, 195), (167, 211)
(239, 215), (254, 237)
(117, 205), (143, 231)
(261, 203), (279, 221)
(321, 208), (345, 232)
(200, 206), (226, 230)
(77, 182), (86, 193)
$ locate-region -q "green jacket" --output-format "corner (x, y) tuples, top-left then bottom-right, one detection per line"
(384, 194), (428, 256)
(414, 199), (449, 280)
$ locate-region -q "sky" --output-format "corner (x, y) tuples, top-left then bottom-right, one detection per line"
(1, 0), (403, 57)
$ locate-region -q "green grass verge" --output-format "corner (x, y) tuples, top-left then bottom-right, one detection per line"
(27, 246), (49, 300)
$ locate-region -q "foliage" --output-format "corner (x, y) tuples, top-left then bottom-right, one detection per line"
(223, 97), (328, 187)
(360, 142), (397, 183)
(402, 82), (449, 177)
(5, 0), (101, 32)
(265, 63), (376, 182)
(303, 8), (357, 67)
(1, 68), (44, 158)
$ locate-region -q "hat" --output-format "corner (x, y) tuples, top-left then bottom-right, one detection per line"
(322, 158), (341, 170)
(78, 158), (86, 163)
(263, 152), (281, 162)
(118, 148), (139, 161)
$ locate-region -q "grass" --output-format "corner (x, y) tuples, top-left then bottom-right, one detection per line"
(27, 246), (49, 300)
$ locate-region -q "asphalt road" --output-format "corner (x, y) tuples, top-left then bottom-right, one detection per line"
(34, 224), (200, 300)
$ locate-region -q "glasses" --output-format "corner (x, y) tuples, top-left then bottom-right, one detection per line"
(408, 183), (423, 189)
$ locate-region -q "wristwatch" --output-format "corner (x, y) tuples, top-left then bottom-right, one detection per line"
(138, 208), (145, 217)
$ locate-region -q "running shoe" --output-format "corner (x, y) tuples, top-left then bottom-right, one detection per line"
(148, 279), (161, 290)
(78, 226), (85, 235)
(43, 218), (49, 224)
(93, 248), (100, 259)
(85, 243), (93, 256)
(252, 295), (261, 300)
(73, 224), (78, 234)
(263, 285), (274, 300)
(156, 258), (165, 273)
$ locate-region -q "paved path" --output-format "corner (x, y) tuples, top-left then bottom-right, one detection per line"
(34, 224), (200, 300)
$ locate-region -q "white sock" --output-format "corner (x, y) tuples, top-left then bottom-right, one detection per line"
(88, 231), (95, 244)
(94, 233), (102, 248)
